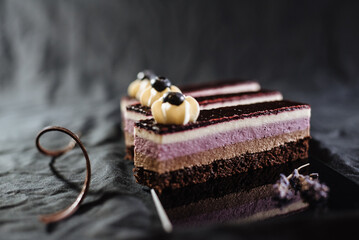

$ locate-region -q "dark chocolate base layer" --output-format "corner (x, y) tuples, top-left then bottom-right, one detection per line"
(134, 138), (310, 192)
(159, 158), (309, 209)
(125, 146), (134, 160)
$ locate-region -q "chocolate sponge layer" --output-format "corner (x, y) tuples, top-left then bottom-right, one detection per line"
(134, 138), (310, 192)
(159, 158), (309, 209)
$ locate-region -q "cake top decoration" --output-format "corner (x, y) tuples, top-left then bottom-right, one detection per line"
(163, 92), (185, 106)
(128, 70), (156, 100)
(151, 92), (200, 125)
(140, 76), (181, 107)
(151, 76), (172, 92)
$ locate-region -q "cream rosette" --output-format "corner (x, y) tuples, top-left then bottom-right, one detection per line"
(127, 70), (155, 100)
(140, 76), (181, 107)
(151, 92), (200, 125)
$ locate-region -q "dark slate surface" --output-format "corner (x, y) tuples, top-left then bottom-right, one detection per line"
(0, 0), (358, 239)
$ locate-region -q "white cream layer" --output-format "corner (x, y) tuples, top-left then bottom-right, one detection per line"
(126, 111), (152, 121)
(135, 108), (311, 144)
(200, 93), (283, 110)
(121, 98), (138, 117)
(184, 82), (260, 97)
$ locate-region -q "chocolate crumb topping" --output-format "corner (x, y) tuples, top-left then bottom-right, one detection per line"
(127, 104), (152, 116)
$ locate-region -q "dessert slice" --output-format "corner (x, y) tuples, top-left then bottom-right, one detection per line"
(134, 100), (311, 192)
(123, 76), (182, 159)
(121, 74), (260, 124)
(180, 79), (261, 97)
(121, 70), (156, 122)
(125, 90), (283, 159)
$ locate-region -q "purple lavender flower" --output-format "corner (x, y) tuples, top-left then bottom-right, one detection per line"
(273, 164), (329, 207)
(300, 177), (329, 204)
(273, 174), (294, 201)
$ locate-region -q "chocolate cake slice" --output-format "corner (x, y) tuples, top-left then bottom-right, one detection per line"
(133, 100), (311, 192)
(124, 90), (283, 159)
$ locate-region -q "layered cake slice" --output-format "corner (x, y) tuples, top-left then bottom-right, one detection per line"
(179, 79), (261, 97)
(121, 79), (260, 114)
(125, 90), (283, 159)
(120, 70), (260, 124)
(134, 100), (311, 192)
(121, 70), (156, 121)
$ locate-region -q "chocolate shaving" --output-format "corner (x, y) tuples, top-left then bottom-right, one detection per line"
(35, 126), (91, 224)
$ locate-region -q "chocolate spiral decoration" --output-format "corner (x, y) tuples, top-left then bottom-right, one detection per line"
(35, 126), (91, 224)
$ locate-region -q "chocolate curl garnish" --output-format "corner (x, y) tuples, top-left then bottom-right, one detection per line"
(35, 126), (91, 224)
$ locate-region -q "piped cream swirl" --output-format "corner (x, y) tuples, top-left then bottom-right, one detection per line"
(140, 85), (181, 107)
(151, 95), (200, 125)
(128, 79), (151, 100)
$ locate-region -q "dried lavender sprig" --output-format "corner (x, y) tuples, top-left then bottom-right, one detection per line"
(273, 174), (294, 202)
(299, 176), (329, 205)
(273, 163), (329, 206)
(287, 163), (310, 179)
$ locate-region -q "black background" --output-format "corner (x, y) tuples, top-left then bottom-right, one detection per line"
(0, 0), (358, 239)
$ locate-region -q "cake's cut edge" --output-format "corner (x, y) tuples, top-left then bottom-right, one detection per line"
(134, 137), (310, 193)
(125, 146), (134, 160)
(134, 129), (310, 173)
(135, 100), (310, 135)
(159, 158), (309, 209)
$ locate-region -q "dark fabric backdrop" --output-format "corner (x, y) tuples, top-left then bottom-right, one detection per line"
(0, 0), (358, 239)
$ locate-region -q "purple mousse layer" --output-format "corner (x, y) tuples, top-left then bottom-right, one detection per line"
(124, 119), (135, 133)
(135, 117), (310, 161)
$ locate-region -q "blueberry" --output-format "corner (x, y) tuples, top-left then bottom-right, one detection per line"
(151, 76), (171, 92)
(163, 92), (185, 106)
(137, 70), (155, 81)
